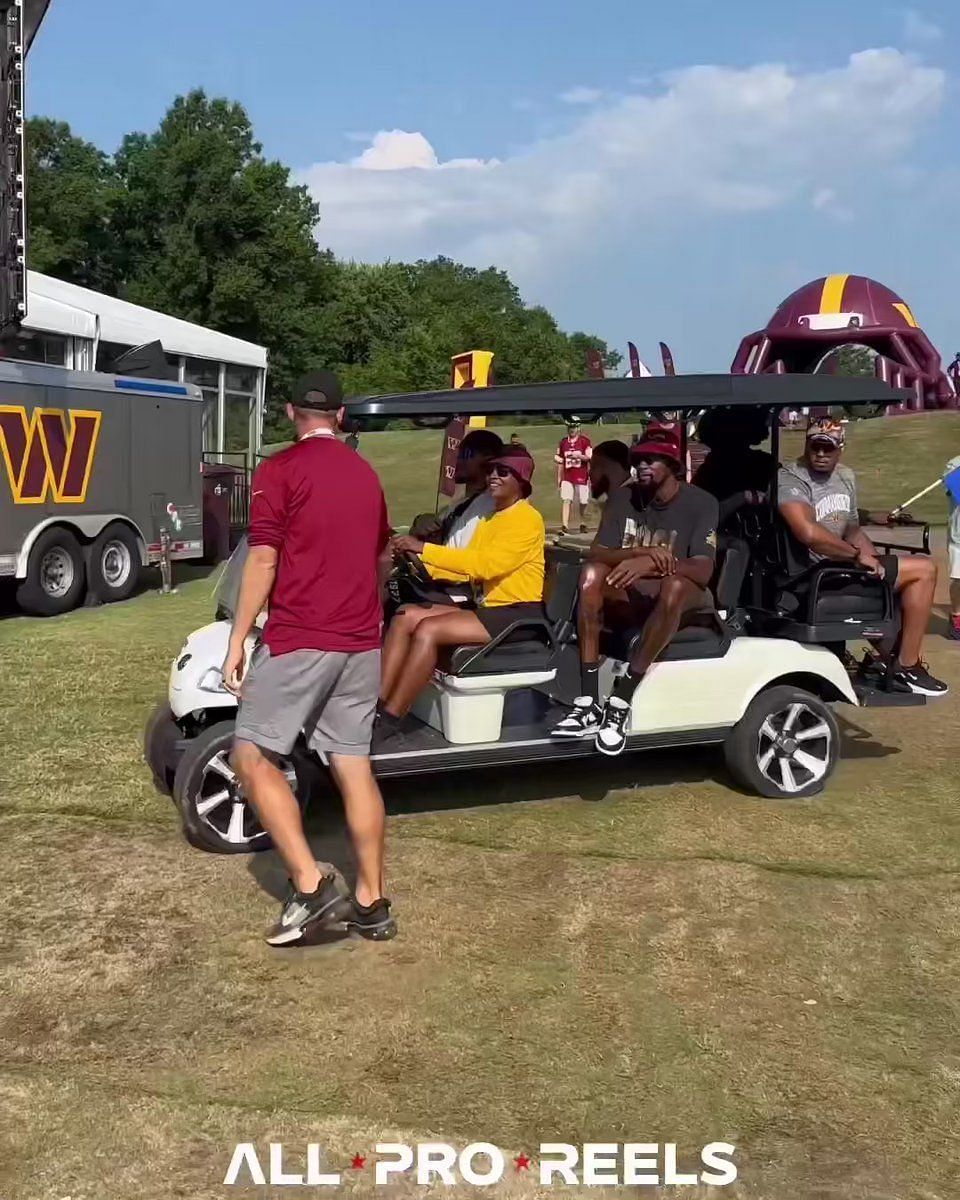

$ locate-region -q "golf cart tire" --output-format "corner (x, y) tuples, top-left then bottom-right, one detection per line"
(173, 721), (310, 855)
(16, 526), (86, 617)
(85, 522), (141, 604)
(144, 701), (180, 795)
(724, 684), (839, 799)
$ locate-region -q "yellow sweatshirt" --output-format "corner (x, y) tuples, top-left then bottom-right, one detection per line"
(421, 499), (545, 607)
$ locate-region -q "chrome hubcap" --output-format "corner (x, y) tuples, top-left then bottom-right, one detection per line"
(102, 539), (132, 587)
(39, 548), (75, 598)
(756, 702), (831, 794)
(195, 750), (299, 845)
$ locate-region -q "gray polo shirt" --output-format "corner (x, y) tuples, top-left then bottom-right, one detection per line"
(778, 461), (858, 559)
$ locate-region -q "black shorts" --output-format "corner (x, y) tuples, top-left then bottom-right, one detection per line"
(878, 554), (899, 586)
(476, 601), (545, 640)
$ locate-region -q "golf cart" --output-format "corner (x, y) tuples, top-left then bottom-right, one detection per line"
(145, 374), (928, 855)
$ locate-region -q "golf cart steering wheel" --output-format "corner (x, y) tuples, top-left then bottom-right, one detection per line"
(401, 551), (434, 587)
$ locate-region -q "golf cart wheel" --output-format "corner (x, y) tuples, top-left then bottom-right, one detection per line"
(144, 701), (180, 795)
(173, 722), (311, 855)
(86, 522), (141, 604)
(724, 685), (839, 799)
(16, 526), (86, 616)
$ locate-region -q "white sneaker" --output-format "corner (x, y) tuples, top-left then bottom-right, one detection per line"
(595, 696), (631, 756)
(551, 697), (603, 738)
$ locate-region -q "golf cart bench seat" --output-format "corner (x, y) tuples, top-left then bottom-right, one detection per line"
(748, 519), (898, 643)
(601, 621), (731, 663)
(445, 543), (583, 678)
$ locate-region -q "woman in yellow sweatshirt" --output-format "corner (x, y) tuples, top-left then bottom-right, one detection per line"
(379, 448), (545, 723)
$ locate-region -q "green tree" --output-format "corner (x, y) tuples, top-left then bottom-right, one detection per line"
(109, 91), (336, 429)
(24, 117), (119, 289)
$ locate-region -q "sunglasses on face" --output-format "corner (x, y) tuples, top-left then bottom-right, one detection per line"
(488, 464), (517, 480)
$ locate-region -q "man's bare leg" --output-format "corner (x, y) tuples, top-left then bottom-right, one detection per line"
(627, 576), (705, 677)
(232, 739), (320, 893)
(329, 754), (386, 907)
(561, 498), (572, 531)
(951, 578), (960, 630)
(894, 555), (937, 666)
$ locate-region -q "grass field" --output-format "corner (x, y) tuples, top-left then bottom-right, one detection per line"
(268, 410), (960, 529)
(2, 412), (960, 1198)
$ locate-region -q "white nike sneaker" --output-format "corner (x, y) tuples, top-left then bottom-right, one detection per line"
(551, 697), (603, 738)
(595, 696), (632, 756)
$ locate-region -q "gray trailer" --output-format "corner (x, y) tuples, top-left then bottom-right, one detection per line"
(0, 359), (204, 615)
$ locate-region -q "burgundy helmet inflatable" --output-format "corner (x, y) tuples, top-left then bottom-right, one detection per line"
(732, 274), (957, 411)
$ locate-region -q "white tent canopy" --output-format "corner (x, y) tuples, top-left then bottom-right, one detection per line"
(23, 271), (268, 369)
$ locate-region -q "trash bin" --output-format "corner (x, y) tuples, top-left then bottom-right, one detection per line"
(202, 463), (245, 563)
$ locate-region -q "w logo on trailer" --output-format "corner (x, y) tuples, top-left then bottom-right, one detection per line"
(0, 406), (102, 504)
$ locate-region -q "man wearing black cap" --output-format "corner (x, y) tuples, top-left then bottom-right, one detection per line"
(222, 370), (397, 945)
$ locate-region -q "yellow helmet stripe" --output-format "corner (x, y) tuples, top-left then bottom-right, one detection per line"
(893, 302), (919, 328)
(819, 273), (849, 314)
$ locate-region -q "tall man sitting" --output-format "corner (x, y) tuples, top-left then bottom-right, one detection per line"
(778, 418), (947, 697)
(551, 432), (719, 754)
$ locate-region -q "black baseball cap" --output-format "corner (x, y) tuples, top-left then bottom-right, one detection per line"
(293, 369), (344, 411)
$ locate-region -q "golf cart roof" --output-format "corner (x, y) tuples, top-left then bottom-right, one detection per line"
(345, 373), (909, 420)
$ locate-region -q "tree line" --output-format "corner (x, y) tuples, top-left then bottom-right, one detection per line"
(25, 90), (618, 440)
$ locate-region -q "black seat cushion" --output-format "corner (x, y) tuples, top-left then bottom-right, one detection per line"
(447, 639), (554, 676)
(600, 622), (730, 664)
(776, 577), (887, 620)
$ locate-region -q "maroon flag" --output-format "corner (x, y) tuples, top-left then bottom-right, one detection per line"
(585, 349), (605, 379)
(628, 342), (641, 379)
(437, 418), (466, 499)
(659, 342), (677, 376)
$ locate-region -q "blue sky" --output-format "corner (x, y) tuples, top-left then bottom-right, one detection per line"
(28, 0), (960, 370)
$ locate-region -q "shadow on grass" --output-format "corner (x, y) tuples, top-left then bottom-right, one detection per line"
(247, 743), (727, 905)
(0, 562), (221, 621)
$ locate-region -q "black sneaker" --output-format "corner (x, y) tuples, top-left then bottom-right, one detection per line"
(265, 874), (350, 946)
(887, 661), (949, 698)
(344, 896), (397, 941)
(551, 697), (603, 739)
(595, 696), (631, 756)
(579, 524), (588, 534)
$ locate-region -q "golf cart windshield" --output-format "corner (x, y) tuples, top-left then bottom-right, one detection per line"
(214, 537), (249, 621)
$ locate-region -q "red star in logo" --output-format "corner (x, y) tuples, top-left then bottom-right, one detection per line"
(514, 1153), (532, 1172)
(351, 1154), (366, 1170)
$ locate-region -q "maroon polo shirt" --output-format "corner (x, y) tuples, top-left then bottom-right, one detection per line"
(248, 434), (390, 655)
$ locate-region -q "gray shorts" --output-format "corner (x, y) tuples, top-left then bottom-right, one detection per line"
(234, 644), (380, 758)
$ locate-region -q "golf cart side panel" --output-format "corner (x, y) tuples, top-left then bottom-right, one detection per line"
(0, 361), (203, 577)
(600, 638), (858, 735)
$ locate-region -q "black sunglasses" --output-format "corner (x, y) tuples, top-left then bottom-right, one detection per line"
(488, 464), (517, 479)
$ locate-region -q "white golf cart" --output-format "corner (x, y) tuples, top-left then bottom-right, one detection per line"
(145, 375), (926, 854)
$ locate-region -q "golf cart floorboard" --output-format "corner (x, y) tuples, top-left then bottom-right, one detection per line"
(370, 706), (731, 778)
(853, 682), (927, 708)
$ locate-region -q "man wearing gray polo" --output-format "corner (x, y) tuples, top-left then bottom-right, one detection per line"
(222, 370), (396, 945)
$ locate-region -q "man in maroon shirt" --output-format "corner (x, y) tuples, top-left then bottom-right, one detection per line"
(222, 370), (396, 946)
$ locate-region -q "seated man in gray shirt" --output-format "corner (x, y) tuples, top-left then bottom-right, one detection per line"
(778, 418), (946, 697)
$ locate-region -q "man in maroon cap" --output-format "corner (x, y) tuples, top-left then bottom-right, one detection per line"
(552, 428), (719, 753)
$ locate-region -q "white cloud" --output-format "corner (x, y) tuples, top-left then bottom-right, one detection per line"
(811, 187), (854, 222)
(902, 9), (942, 43)
(559, 86), (604, 105)
(300, 50), (945, 287)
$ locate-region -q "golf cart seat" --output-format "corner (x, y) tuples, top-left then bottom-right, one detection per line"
(749, 517), (897, 643)
(597, 533), (750, 665)
(413, 546), (586, 744)
(445, 544), (582, 677)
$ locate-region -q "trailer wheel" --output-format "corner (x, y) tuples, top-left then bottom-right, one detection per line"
(86, 523), (141, 604)
(16, 527), (86, 616)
